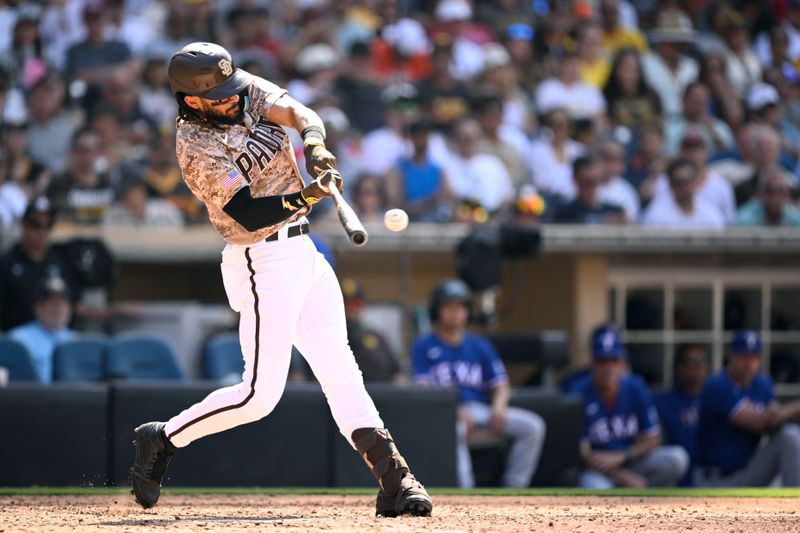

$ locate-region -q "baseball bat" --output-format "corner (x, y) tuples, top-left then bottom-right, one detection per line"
(329, 183), (368, 247)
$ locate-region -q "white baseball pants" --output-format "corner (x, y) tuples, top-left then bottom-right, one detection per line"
(164, 225), (383, 448)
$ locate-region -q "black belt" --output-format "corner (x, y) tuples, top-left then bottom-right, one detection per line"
(265, 222), (309, 242)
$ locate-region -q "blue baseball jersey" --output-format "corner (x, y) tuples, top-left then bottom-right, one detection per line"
(579, 376), (661, 450)
(412, 332), (508, 404)
(654, 389), (699, 486)
(697, 372), (774, 473)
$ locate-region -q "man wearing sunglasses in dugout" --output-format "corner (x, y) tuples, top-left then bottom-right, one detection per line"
(0, 197), (80, 332)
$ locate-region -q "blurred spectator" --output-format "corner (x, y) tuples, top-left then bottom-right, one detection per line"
(138, 129), (202, 223)
(287, 43), (340, 106)
(712, 124), (787, 207)
(341, 277), (405, 383)
(0, 144), (28, 227)
(529, 109), (586, 201)
(430, 0), (487, 81)
(653, 344), (710, 486)
(372, 8), (432, 83)
(478, 41), (536, 135)
(225, 5), (281, 74)
(66, 1), (134, 87)
(648, 127), (735, 223)
(577, 24), (610, 89)
(102, 174), (184, 228)
(501, 22), (540, 99)
(8, 276), (76, 384)
(555, 155), (627, 224)
(746, 82), (800, 162)
(625, 125), (667, 193)
(577, 325), (688, 489)
(472, 92), (529, 189)
(597, 139), (640, 220)
(719, 10), (761, 99)
(333, 41), (384, 134)
(697, 330), (800, 487)
(385, 118), (452, 222)
(599, 0), (647, 56)
(47, 128), (115, 225)
(754, 3), (800, 67)
(535, 45), (607, 123)
(735, 167), (800, 227)
(416, 36), (472, 135)
(38, 0), (87, 71)
(26, 71), (83, 174)
(3, 120), (50, 197)
(641, 11), (699, 118)
(102, 0), (155, 56)
(412, 279), (546, 488)
(350, 172), (386, 224)
(96, 68), (155, 151)
(698, 51), (744, 129)
(138, 57), (177, 130)
(0, 6), (46, 83)
(0, 197), (80, 332)
(475, 0), (534, 38)
(359, 83), (419, 177)
(640, 158), (726, 229)
(664, 82), (735, 156)
(441, 118), (514, 219)
(144, 5), (198, 62)
(603, 48), (662, 134)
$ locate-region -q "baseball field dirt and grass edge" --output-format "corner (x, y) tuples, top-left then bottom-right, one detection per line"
(3, 486), (800, 497)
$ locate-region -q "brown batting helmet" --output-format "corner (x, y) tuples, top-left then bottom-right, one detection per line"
(168, 42), (250, 100)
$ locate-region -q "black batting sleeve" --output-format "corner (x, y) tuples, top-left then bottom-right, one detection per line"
(222, 186), (308, 232)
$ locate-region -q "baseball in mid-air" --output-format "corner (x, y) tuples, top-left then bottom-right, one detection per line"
(384, 208), (409, 232)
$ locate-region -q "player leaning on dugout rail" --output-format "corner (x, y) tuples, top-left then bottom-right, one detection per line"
(128, 42), (432, 518)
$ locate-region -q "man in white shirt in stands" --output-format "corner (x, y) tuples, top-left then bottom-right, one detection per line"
(535, 46), (606, 123)
(442, 118), (514, 215)
(640, 158), (726, 229)
(650, 127), (735, 223)
(597, 139), (640, 221)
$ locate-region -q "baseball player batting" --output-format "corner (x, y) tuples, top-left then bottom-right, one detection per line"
(129, 42), (432, 518)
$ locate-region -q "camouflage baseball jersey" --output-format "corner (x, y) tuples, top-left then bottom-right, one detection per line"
(175, 73), (310, 245)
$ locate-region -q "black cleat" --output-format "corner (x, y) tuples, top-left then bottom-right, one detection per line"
(375, 473), (433, 517)
(129, 422), (176, 509)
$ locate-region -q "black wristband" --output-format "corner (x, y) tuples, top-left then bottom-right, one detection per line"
(301, 125), (325, 144)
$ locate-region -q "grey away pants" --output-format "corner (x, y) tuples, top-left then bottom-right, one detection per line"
(456, 401), (546, 488)
(579, 445), (690, 488)
(696, 423), (800, 487)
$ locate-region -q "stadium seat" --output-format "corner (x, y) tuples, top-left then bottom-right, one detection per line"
(53, 336), (109, 381)
(106, 334), (184, 380)
(0, 337), (41, 382)
(203, 332), (243, 381)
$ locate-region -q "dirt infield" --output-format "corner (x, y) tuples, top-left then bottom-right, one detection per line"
(2, 494), (799, 532)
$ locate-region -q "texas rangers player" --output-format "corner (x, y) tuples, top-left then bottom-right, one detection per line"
(129, 42), (432, 518)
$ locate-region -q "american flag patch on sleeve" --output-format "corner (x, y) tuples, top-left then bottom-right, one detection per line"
(218, 169), (243, 190)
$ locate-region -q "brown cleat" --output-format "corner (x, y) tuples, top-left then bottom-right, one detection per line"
(375, 472), (433, 517)
(352, 428), (433, 518)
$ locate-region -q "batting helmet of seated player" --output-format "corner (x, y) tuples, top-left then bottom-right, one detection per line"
(428, 279), (472, 323)
(168, 42), (251, 120)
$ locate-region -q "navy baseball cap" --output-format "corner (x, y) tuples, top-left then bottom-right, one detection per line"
(592, 325), (625, 360)
(730, 330), (762, 355)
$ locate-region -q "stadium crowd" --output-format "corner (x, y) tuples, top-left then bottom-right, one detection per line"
(0, 0), (799, 228)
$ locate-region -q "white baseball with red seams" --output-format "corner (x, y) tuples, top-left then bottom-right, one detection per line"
(384, 209), (409, 232)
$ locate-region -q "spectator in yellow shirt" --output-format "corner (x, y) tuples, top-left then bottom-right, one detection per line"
(599, 0), (647, 56)
(578, 24), (611, 89)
